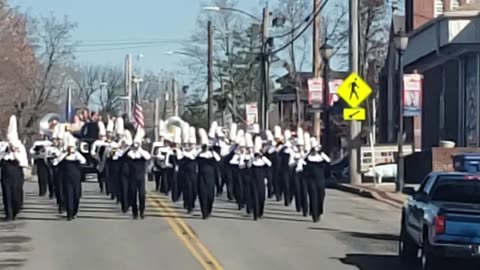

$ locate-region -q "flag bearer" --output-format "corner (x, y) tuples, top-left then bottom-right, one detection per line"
(248, 136), (271, 221)
(196, 128), (220, 219)
(126, 128), (151, 219)
(0, 116), (28, 221)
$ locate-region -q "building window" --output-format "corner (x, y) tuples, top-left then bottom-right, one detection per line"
(434, 0), (444, 17)
(451, 0), (460, 10)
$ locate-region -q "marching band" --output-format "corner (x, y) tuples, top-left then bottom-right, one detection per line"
(0, 115), (331, 223)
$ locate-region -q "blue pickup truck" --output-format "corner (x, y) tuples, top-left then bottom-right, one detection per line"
(400, 172), (480, 269)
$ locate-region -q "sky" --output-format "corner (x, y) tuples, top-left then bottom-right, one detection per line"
(11, 0), (273, 79)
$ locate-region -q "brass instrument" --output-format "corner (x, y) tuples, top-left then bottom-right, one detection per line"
(39, 113), (62, 138)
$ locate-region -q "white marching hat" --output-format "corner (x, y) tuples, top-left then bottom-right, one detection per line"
(189, 127), (197, 144)
(115, 117), (124, 136)
(274, 126), (282, 140)
(106, 119), (114, 133)
(304, 132), (312, 151)
(134, 128), (145, 145)
(251, 124), (260, 134)
(199, 128), (209, 145)
(296, 127), (304, 146)
(98, 121), (106, 137)
(52, 124), (61, 139)
(229, 123), (237, 142)
(208, 121), (218, 139)
(245, 133), (254, 148)
(216, 127), (225, 138)
(310, 137), (319, 149)
(65, 132), (77, 148)
(265, 130), (274, 142)
(58, 124), (66, 141)
(236, 129), (245, 145)
(123, 130), (133, 146)
(254, 136), (263, 153)
(7, 115), (20, 145)
(181, 122), (190, 144)
(284, 129), (292, 141)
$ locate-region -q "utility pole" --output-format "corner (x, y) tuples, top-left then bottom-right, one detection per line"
(154, 97), (160, 141)
(125, 54), (132, 120)
(313, 0), (322, 141)
(350, 0), (362, 185)
(220, 76), (226, 126)
(207, 20), (214, 126)
(172, 78), (178, 117)
(260, 7), (269, 130)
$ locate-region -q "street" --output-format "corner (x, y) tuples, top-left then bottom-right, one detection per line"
(0, 179), (407, 270)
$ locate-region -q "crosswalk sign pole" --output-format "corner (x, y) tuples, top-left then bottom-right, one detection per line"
(349, 0), (362, 185)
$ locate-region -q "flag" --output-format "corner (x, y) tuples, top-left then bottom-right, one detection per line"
(133, 86), (144, 128)
(65, 87), (75, 123)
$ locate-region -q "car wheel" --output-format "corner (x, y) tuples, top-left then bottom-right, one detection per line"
(420, 236), (441, 270)
(399, 224), (418, 263)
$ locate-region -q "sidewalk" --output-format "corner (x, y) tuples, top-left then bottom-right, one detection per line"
(330, 182), (415, 208)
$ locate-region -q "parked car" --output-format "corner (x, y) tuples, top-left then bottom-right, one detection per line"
(399, 171), (480, 269)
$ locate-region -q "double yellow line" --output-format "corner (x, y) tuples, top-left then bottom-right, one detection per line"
(147, 193), (224, 270)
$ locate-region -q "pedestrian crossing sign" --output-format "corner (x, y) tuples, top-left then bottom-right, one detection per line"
(343, 108), (366, 121)
(337, 72), (372, 108)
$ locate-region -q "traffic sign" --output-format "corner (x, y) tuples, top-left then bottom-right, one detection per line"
(337, 73), (372, 108)
(343, 108), (366, 121)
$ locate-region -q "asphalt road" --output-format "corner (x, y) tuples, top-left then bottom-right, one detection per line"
(0, 177), (458, 270)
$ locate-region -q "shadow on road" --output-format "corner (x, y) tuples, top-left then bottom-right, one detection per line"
(336, 254), (410, 270)
(309, 227), (399, 241)
(0, 222), (31, 269)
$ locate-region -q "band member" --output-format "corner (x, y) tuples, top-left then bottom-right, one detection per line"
(278, 129), (293, 206)
(289, 128), (306, 213)
(91, 120), (108, 192)
(151, 120), (167, 191)
(0, 115), (28, 221)
(240, 132), (254, 215)
(126, 128), (151, 219)
(105, 118), (118, 200)
(178, 127), (199, 213)
(55, 131), (86, 221)
(30, 131), (53, 197)
(222, 123), (238, 201)
(263, 129), (275, 199)
(169, 126), (182, 202)
(248, 136), (271, 221)
(271, 126), (283, 201)
(113, 119), (132, 213)
(49, 124), (66, 213)
(196, 128), (220, 219)
(229, 130), (245, 210)
(299, 138), (331, 223)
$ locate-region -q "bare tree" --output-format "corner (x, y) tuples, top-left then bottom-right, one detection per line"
(97, 65), (123, 114)
(71, 64), (101, 107)
(15, 13), (77, 137)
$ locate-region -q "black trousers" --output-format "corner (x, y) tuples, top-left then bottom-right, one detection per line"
(224, 164), (234, 201)
(53, 166), (64, 211)
(107, 160), (117, 200)
(63, 172), (81, 220)
(129, 177), (145, 217)
(183, 170), (197, 213)
(153, 171), (161, 191)
(273, 165), (283, 201)
(250, 167), (267, 221)
(171, 168), (180, 202)
(306, 178), (326, 222)
(35, 159), (50, 197)
(1, 176), (23, 220)
(281, 167), (292, 206)
(160, 168), (172, 194)
(97, 166), (106, 193)
(242, 169), (252, 214)
(119, 170), (129, 213)
(233, 167), (245, 210)
(198, 172), (215, 219)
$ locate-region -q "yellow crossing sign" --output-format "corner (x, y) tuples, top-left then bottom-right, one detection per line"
(337, 72), (372, 108)
(343, 108), (366, 121)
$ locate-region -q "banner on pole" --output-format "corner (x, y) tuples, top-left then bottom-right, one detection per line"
(403, 74), (423, 116)
(307, 78), (323, 107)
(328, 79), (343, 106)
(245, 102), (258, 125)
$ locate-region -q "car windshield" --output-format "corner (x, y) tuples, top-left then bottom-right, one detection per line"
(431, 178), (480, 204)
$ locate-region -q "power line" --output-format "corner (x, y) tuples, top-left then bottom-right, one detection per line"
(271, 0), (328, 55)
(76, 39), (190, 48)
(75, 43), (172, 53)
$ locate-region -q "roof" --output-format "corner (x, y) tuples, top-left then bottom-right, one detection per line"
(275, 70), (349, 85)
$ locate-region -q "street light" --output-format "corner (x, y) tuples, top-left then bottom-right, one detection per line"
(202, 6), (261, 21)
(320, 43), (334, 155)
(394, 30), (409, 193)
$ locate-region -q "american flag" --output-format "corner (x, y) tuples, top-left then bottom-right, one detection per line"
(133, 86), (144, 128)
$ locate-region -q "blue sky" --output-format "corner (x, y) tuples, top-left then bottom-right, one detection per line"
(11, 0), (273, 77)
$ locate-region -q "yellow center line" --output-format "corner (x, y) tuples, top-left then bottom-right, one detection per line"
(147, 193), (224, 270)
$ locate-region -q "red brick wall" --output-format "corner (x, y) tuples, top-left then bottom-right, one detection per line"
(432, 147), (480, 171)
(413, 0), (435, 29)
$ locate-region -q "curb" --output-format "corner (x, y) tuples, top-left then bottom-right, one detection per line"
(330, 183), (404, 209)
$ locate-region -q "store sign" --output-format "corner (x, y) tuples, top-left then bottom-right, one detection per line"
(245, 102), (258, 125)
(403, 74), (423, 116)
